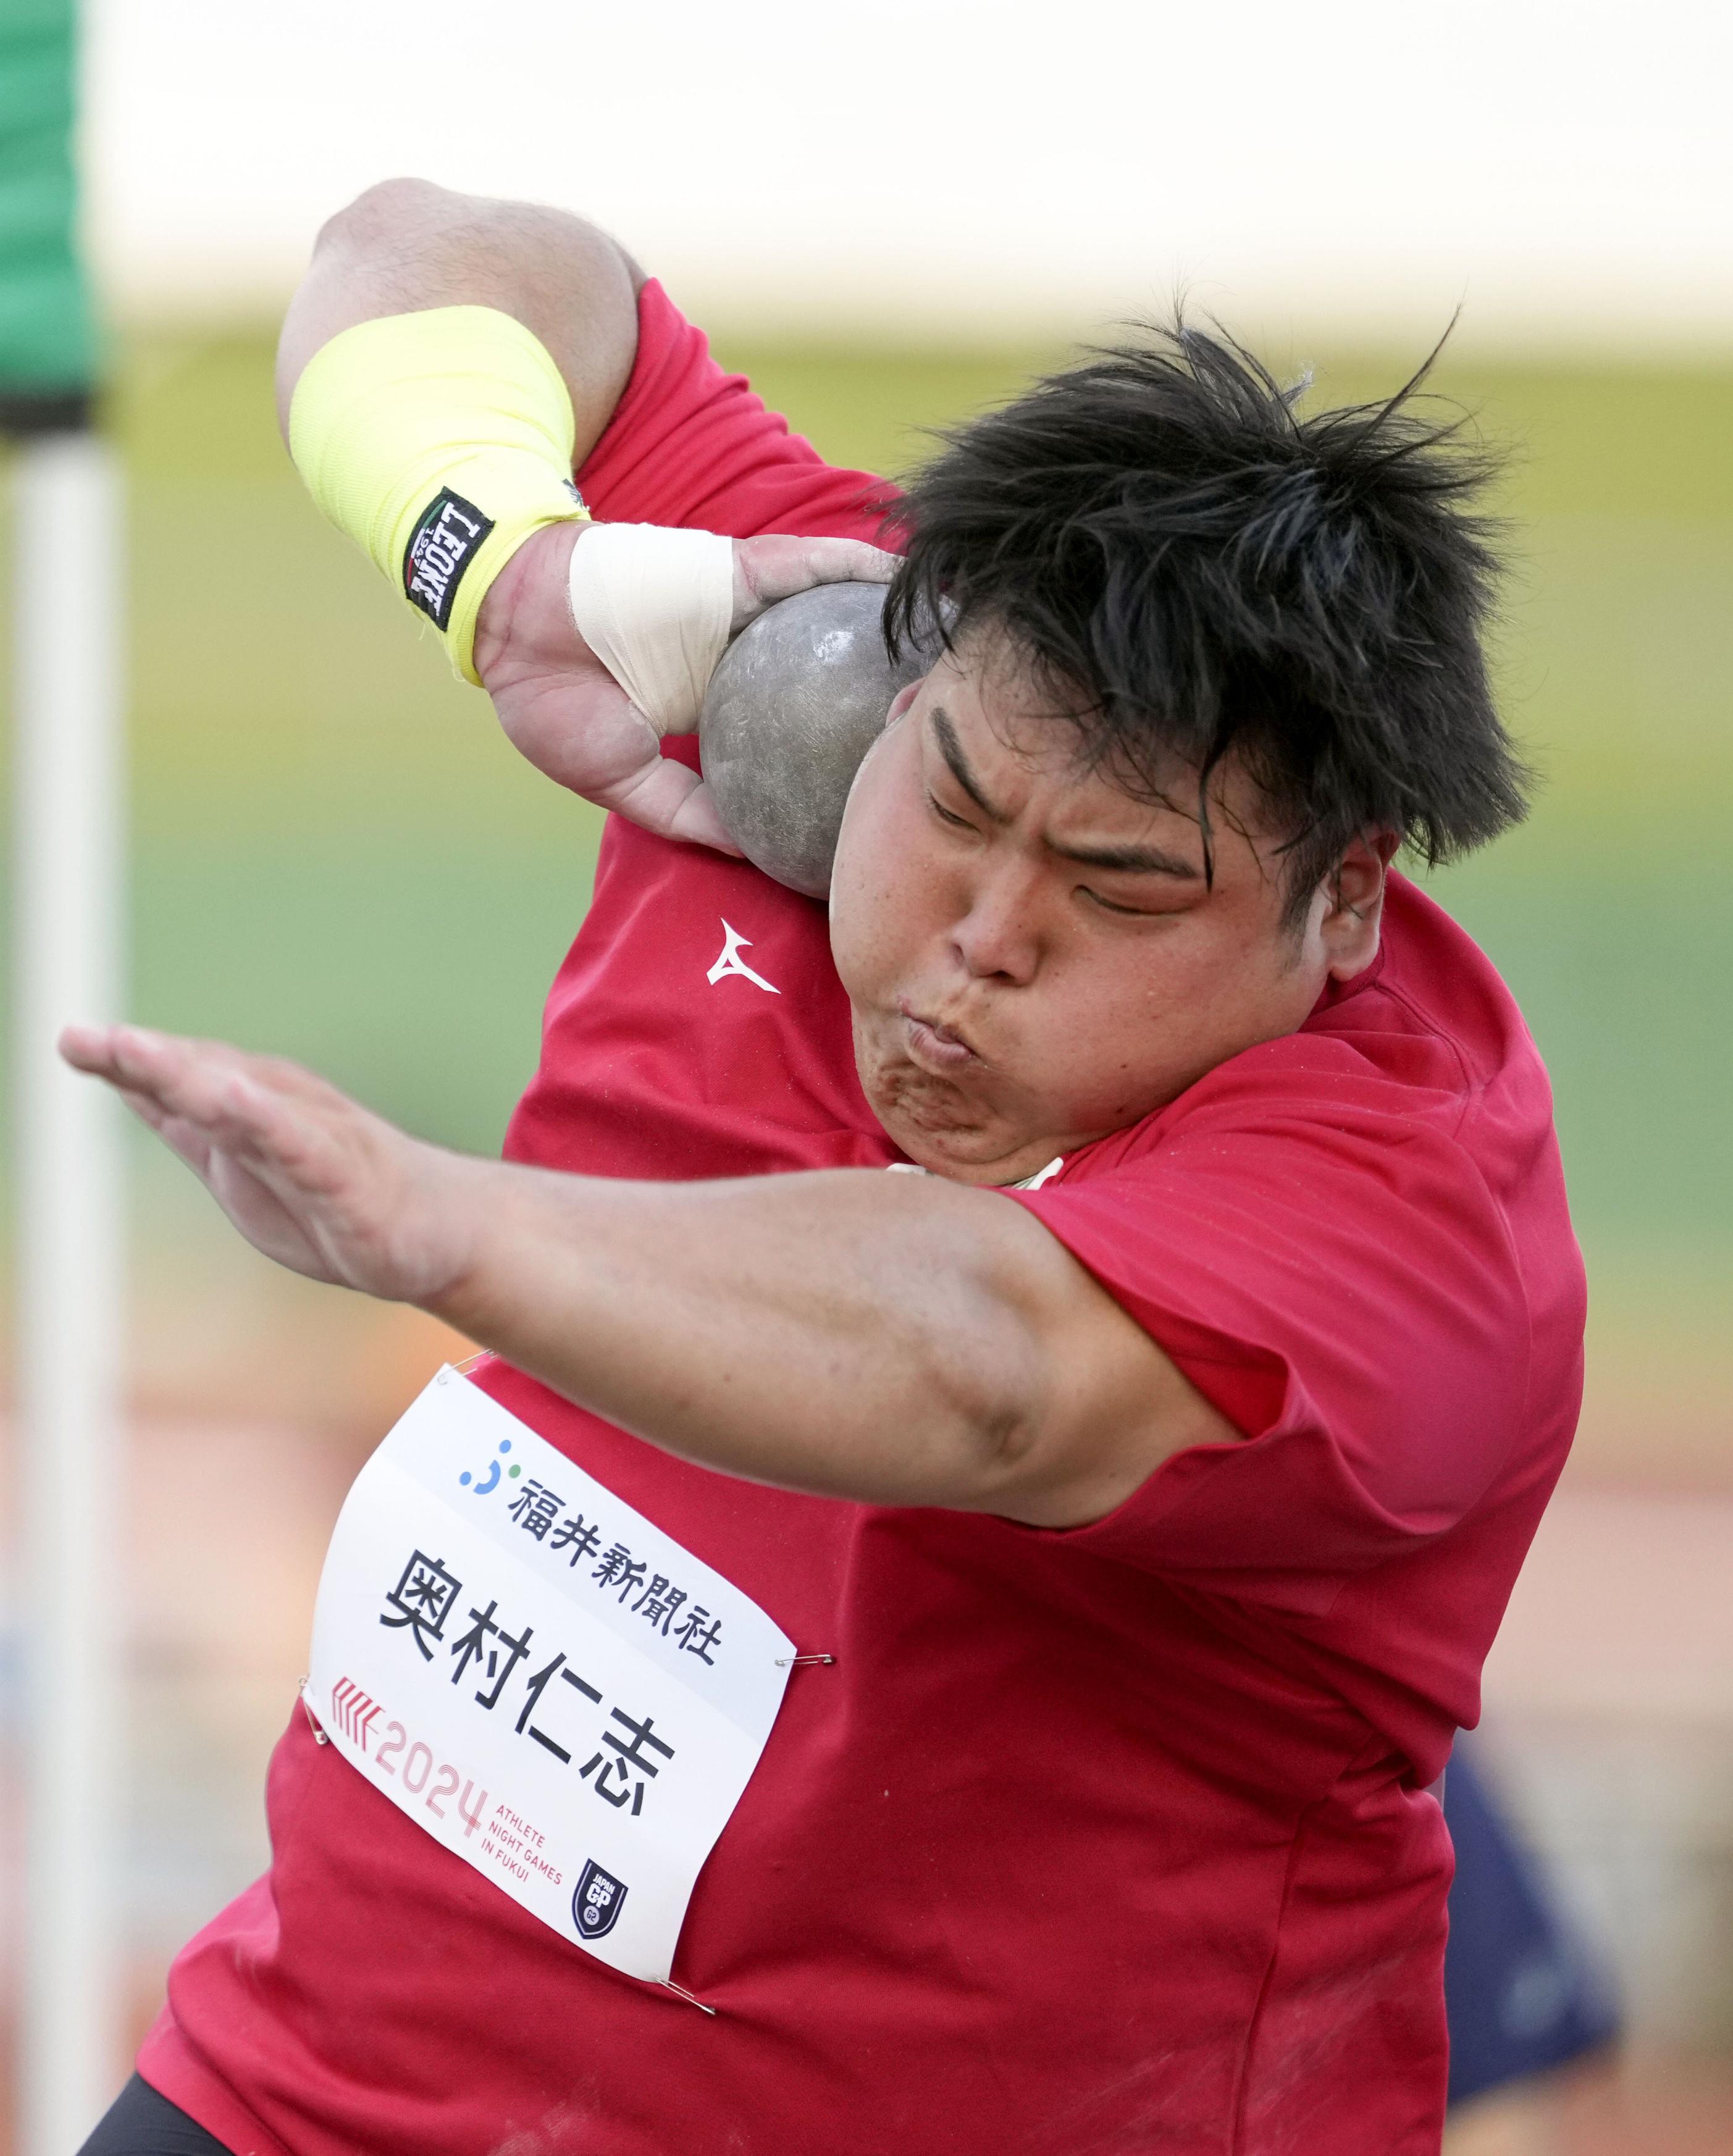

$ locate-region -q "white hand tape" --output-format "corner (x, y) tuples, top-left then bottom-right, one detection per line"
(567, 522), (736, 733)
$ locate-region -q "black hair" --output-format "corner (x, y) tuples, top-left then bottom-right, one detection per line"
(883, 321), (1530, 923)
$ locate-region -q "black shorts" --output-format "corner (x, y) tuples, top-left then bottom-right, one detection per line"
(80, 2076), (233, 2156)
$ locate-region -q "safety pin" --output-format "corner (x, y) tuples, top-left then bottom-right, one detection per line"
(660, 1979), (718, 2016)
(298, 1678), (330, 1746)
(774, 1652), (836, 1668)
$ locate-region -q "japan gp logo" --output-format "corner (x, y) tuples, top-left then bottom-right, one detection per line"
(574, 1860), (627, 1941)
(459, 1437), (522, 1498)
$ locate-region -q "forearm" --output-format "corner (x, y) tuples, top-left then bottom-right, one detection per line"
(426, 1153), (1214, 1525)
(275, 178), (640, 458)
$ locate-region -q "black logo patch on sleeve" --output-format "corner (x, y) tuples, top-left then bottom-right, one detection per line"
(403, 489), (495, 631)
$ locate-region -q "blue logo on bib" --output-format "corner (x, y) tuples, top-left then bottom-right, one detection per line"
(459, 1437), (521, 1497)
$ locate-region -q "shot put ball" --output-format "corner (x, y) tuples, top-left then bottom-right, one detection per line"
(699, 581), (933, 897)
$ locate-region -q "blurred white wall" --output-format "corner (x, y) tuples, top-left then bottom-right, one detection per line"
(88, 0), (1733, 349)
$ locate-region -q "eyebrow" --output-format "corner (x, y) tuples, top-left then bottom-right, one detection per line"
(931, 705), (1009, 823)
(1049, 837), (1202, 878)
(928, 704), (1202, 880)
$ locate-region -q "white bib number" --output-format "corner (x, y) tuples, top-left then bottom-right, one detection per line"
(306, 1367), (795, 1983)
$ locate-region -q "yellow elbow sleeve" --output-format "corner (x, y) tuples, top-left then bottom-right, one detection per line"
(288, 306), (590, 685)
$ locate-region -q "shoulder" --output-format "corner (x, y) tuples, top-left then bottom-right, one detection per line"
(574, 279), (896, 544)
(1070, 873), (1552, 1175)
(1028, 871), (1581, 1383)
(1315, 874), (1545, 1098)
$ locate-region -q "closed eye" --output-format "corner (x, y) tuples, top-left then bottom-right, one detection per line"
(1081, 886), (1169, 918)
(928, 792), (976, 831)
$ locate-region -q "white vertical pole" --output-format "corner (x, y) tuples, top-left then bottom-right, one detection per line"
(11, 430), (127, 2155)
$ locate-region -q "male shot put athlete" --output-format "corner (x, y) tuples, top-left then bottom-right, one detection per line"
(70, 182), (1583, 2156)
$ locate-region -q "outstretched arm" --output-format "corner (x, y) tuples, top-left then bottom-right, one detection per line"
(62, 1024), (1236, 1527)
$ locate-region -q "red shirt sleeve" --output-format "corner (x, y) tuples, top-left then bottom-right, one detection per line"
(576, 279), (896, 543)
(1007, 1031), (1536, 1613)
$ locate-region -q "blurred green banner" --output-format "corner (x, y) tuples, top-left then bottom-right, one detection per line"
(0, 0), (94, 427)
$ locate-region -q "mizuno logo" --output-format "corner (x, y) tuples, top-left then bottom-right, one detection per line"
(707, 920), (779, 995)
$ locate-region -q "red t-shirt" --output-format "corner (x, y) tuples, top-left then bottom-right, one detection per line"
(139, 282), (1585, 2156)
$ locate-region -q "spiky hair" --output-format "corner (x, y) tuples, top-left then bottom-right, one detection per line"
(884, 323), (1529, 920)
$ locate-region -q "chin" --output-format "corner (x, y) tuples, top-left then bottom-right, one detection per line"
(873, 1063), (991, 1140)
(854, 1012), (1051, 1176)
(865, 1064), (1028, 1179)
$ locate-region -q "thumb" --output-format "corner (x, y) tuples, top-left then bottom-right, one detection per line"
(731, 535), (900, 632)
(590, 747), (742, 855)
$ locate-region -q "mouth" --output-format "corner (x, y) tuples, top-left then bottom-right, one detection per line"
(896, 998), (981, 1073)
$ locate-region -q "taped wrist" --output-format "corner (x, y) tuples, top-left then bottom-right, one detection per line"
(288, 306), (590, 684)
(566, 522), (736, 732)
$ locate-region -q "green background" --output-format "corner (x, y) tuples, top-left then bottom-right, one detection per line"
(3, 335), (1729, 1477)
(0, 0), (96, 398)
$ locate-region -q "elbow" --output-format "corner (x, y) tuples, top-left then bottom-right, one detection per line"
(975, 1396), (1046, 1498)
(922, 1304), (1050, 1504)
(311, 182), (637, 291)
(312, 176), (454, 260)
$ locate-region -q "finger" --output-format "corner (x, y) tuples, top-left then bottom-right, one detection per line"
(59, 1019), (135, 1079)
(62, 1023), (315, 1170)
(731, 535), (900, 630)
(63, 1022), (242, 1125)
(798, 537), (898, 585)
(64, 1020), (333, 1101)
(62, 1023), (229, 1129)
(157, 1115), (216, 1175)
(120, 1093), (217, 1180)
(64, 1021), (430, 1297)
(594, 752), (744, 856)
(79, 1050), (226, 1185)
(108, 1078), (170, 1133)
(62, 1020), (235, 1095)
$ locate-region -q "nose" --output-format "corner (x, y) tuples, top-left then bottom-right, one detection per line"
(950, 857), (1041, 985)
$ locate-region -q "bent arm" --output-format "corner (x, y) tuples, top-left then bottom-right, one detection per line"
(62, 1024), (1236, 1527)
(274, 181), (894, 854)
(276, 177), (642, 466)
